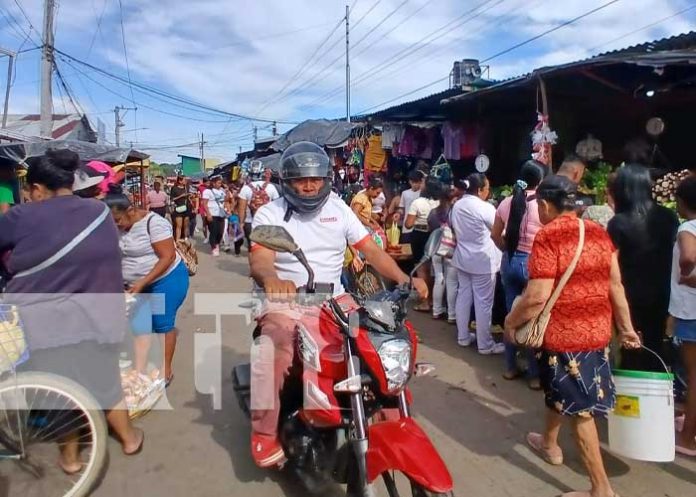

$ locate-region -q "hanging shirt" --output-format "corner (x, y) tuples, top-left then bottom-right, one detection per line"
(381, 123), (405, 149)
(451, 194), (501, 275)
(461, 124), (481, 158)
(441, 122), (463, 161)
(364, 135), (388, 172)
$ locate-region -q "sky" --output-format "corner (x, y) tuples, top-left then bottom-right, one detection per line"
(1, 0), (695, 163)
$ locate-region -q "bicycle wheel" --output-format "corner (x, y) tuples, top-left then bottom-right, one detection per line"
(0, 372), (108, 497)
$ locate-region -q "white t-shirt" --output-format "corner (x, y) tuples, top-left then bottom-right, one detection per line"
(120, 213), (181, 285)
(239, 181), (280, 223)
(669, 219), (696, 320)
(371, 192), (386, 214)
(252, 196), (370, 295)
(398, 188), (421, 233)
(202, 188), (227, 218)
(451, 194), (502, 275)
(407, 197), (439, 230)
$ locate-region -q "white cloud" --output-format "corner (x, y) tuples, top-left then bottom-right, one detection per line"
(1, 0), (694, 161)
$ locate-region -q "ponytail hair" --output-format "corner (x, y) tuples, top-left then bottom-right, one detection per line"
(505, 160), (547, 257)
(103, 183), (132, 211)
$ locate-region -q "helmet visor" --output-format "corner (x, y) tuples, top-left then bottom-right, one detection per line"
(281, 152), (330, 179)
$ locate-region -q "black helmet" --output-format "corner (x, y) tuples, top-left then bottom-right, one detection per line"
(279, 141), (332, 215)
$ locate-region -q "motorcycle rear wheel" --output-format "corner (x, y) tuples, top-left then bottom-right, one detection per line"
(382, 471), (454, 497)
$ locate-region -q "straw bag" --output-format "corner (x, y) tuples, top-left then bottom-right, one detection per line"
(513, 219), (585, 348)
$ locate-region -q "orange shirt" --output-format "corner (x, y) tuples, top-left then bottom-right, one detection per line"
(528, 214), (615, 352)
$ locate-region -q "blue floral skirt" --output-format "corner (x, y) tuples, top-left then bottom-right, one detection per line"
(539, 348), (616, 418)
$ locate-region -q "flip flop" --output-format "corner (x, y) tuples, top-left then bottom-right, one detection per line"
(502, 370), (523, 380)
(527, 378), (543, 391)
(165, 374), (174, 389)
(526, 432), (563, 465)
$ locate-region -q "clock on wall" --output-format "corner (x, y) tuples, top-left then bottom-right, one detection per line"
(474, 154), (490, 173)
(646, 117), (665, 137)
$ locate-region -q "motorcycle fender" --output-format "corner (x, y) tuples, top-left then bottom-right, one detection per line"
(366, 418), (453, 493)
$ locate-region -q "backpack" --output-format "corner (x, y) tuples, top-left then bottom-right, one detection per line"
(249, 182), (271, 213)
(147, 216), (198, 276)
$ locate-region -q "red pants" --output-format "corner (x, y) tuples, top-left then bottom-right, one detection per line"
(250, 312), (297, 437)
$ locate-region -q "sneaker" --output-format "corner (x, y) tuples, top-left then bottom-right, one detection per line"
(458, 334), (475, 347)
(447, 317), (456, 325)
(203, 236), (209, 244)
(212, 247), (220, 257)
(479, 343), (505, 355)
(251, 433), (286, 468)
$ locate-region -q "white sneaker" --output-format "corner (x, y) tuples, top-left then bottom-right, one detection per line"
(479, 343), (505, 355)
(458, 333), (475, 347)
(203, 236), (209, 244)
(212, 247), (220, 257)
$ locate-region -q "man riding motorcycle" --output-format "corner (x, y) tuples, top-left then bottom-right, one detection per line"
(248, 141), (428, 468)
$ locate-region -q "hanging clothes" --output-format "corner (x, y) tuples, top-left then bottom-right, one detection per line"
(381, 123), (405, 149)
(441, 122), (464, 160)
(364, 134), (388, 172)
(461, 124), (481, 158)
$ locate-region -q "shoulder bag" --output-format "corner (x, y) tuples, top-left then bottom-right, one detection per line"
(513, 218), (585, 348)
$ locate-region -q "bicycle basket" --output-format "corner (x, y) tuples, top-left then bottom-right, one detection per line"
(0, 304), (29, 373)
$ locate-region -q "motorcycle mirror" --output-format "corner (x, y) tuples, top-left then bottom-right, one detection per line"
(249, 225), (299, 253)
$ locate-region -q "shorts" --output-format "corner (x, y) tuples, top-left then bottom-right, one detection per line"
(19, 340), (123, 409)
(675, 318), (696, 342)
(539, 348), (616, 418)
(129, 261), (189, 334)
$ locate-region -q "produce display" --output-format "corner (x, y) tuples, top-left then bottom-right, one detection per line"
(579, 161), (613, 204)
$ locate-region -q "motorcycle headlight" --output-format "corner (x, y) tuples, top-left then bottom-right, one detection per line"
(377, 339), (412, 394)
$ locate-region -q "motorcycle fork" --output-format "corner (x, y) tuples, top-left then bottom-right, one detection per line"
(345, 337), (373, 497)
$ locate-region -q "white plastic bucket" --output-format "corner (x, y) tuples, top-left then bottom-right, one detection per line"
(608, 368), (675, 462)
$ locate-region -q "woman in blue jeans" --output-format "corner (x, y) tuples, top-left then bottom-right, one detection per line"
(491, 160), (547, 389)
(105, 186), (190, 386)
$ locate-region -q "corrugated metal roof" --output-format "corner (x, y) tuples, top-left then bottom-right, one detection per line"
(1, 114), (95, 141)
(441, 31), (696, 106)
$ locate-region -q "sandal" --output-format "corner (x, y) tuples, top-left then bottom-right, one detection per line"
(527, 378), (542, 391)
(165, 373), (174, 389)
(526, 432), (563, 465)
(413, 303), (431, 312)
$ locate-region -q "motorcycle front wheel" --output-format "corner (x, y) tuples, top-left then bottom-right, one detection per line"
(381, 471), (454, 497)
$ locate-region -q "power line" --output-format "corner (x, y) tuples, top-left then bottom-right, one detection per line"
(86, 0), (110, 59)
(312, 0), (537, 110)
(55, 49), (298, 123)
(278, 0), (411, 107)
(308, 0), (503, 109)
(116, 0), (137, 142)
(352, 0), (384, 30)
(10, 0), (42, 46)
(587, 3), (696, 54)
(253, 14), (347, 115)
(356, 0), (623, 115)
(204, 22), (334, 51)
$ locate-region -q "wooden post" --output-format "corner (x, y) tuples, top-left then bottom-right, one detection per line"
(139, 161), (145, 208)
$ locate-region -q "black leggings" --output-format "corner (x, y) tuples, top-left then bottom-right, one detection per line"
(209, 217), (225, 249)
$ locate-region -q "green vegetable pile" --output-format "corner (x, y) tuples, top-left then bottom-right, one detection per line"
(579, 161), (614, 204)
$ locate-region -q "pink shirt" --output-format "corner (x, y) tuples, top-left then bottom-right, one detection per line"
(496, 191), (543, 254)
(146, 190), (168, 208)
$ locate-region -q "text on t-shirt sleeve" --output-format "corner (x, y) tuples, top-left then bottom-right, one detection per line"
(528, 228), (558, 280)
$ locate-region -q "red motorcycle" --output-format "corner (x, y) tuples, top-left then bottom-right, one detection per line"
(233, 225), (453, 497)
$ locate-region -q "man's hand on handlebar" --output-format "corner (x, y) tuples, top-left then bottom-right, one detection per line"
(262, 276), (297, 302)
(410, 277), (428, 300)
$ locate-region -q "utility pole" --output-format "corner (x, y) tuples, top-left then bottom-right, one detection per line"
(199, 133), (206, 172)
(272, 121), (277, 136)
(114, 105), (137, 147)
(253, 125), (258, 143)
(345, 3), (351, 123)
(40, 0), (56, 138)
(0, 47), (16, 129)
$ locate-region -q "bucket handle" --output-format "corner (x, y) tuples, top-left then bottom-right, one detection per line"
(639, 345), (673, 406)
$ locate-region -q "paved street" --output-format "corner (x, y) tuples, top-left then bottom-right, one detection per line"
(96, 243), (696, 497)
